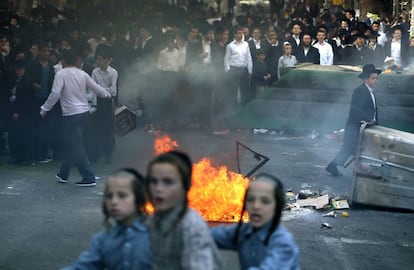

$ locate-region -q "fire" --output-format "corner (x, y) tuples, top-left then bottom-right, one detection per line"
(154, 133), (179, 155)
(151, 133), (249, 222)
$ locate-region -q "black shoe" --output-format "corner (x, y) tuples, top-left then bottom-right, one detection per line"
(76, 179), (96, 187)
(325, 162), (343, 177)
(56, 174), (68, 183)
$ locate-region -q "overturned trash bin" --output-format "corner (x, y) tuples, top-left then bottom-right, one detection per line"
(350, 125), (414, 210)
(114, 105), (137, 136)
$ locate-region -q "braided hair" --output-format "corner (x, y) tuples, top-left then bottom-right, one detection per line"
(233, 173), (286, 246)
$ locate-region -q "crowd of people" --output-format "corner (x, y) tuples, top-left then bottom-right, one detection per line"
(1, 0), (414, 167)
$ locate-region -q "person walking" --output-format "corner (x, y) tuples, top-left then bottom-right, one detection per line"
(40, 49), (111, 187)
(326, 64), (381, 176)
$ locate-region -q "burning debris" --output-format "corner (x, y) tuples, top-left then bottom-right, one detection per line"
(151, 133), (249, 222)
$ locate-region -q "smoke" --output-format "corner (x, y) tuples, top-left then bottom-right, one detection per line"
(118, 56), (233, 128)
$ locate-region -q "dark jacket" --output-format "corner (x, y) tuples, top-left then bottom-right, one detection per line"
(343, 83), (377, 152)
(248, 39), (263, 62)
(26, 60), (55, 98)
(11, 74), (36, 118)
(339, 45), (370, 66)
(286, 35), (302, 55)
(366, 44), (385, 69)
(295, 46), (320, 64)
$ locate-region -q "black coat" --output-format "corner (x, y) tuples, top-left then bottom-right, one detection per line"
(265, 43), (283, 76)
(339, 45), (370, 66)
(11, 74), (36, 118)
(295, 46), (320, 64)
(26, 60), (55, 91)
(248, 39), (263, 62)
(286, 35), (302, 55)
(343, 83), (377, 153)
(366, 44), (385, 69)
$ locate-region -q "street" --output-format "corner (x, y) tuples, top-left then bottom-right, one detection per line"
(0, 128), (413, 270)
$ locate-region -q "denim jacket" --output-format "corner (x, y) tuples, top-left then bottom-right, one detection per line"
(211, 223), (300, 270)
(62, 217), (151, 270)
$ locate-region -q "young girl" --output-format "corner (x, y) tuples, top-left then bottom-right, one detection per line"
(146, 150), (221, 270)
(63, 168), (151, 270)
(211, 173), (300, 270)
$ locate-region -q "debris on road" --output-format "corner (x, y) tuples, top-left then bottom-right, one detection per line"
(341, 211), (349, 217)
(297, 194), (329, 209)
(321, 223), (332, 229)
(331, 198), (350, 209)
(323, 211), (336, 218)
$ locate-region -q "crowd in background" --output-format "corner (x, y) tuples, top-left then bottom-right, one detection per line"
(1, 0), (414, 165)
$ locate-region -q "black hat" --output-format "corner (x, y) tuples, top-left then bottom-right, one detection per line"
(352, 32), (366, 42)
(358, 64), (381, 79)
(337, 29), (348, 37)
(368, 33), (379, 39)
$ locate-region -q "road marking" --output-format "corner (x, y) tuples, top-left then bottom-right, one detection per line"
(324, 236), (414, 248)
(322, 236), (353, 270)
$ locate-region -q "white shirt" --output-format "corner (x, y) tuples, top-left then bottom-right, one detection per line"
(177, 42), (187, 69)
(377, 31), (387, 47)
(391, 39), (402, 66)
(202, 40), (212, 64)
(41, 67), (110, 116)
(312, 41), (333, 65)
(293, 35), (300, 46)
(91, 66), (118, 97)
(304, 47), (309, 56)
(224, 40), (253, 73)
(157, 47), (180, 72)
(253, 39), (261, 49)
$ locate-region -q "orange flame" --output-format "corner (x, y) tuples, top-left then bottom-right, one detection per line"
(153, 133), (178, 155)
(151, 133), (249, 222)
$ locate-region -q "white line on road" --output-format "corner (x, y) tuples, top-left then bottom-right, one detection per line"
(323, 236), (414, 248)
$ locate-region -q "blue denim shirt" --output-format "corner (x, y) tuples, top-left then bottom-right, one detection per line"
(62, 217), (151, 270)
(211, 223), (300, 270)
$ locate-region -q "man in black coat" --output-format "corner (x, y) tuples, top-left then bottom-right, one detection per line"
(295, 33), (320, 64)
(366, 34), (385, 69)
(326, 64), (381, 176)
(339, 32), (370, 66)
(286, 21), (303, 55)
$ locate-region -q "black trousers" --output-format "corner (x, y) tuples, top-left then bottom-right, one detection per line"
(227, 66), (253, 108)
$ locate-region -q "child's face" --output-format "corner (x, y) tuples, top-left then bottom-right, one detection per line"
(284, 45), (292, 55)
(96, 55), (110, 69)
(257, 54), (265, 61)
(105, 176), (137, 226)
(245, 180), (276, 229)
(149, 163), (185, 212)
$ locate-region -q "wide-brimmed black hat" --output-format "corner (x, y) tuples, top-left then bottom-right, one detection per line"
(358, 64), (382, 79)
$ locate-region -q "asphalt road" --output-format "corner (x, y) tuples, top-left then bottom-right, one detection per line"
(0, 129), (413, 270)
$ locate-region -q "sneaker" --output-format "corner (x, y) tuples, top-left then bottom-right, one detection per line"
(76, 179), (96, 187)
(56, 174), (68, 183)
